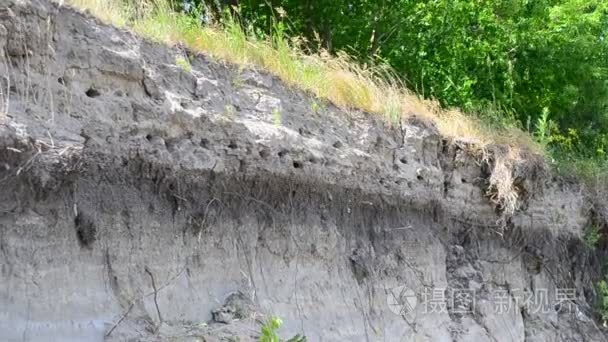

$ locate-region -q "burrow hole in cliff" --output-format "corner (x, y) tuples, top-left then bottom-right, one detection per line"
(85, 87), (101, 98)
(74, 212), (97, 249)
(259, 149), (270, 159)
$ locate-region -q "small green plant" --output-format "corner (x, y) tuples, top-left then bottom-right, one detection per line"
(584, 224), (602, 248)
(596, 280), (608, 325)
(272, 108), (282, 126)
(286, 334), (306, 342)
(175, 55), (192, 72)
(232, 75), (245, 88)
(310, 100), (323, 114)
(224, 104), (235, 117)
(259, 316), (306, 342)
(534, 107), (550, 147)
(384, 101), (402, 126)
(260, 316), (282, 342)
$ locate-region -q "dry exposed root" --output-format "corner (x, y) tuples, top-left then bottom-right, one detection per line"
(486, 148), (520, 213)
(474, 145), (545, 234)
(1, 119), (83, 188)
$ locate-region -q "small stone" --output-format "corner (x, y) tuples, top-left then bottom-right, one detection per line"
(195, 77), (218, 98)
(575, 307), (591, 322)
(255, 93), (281, 113)
(211, 310), (234, 324)
(240, 70), (273, 89)
(143, 70), (164, 100)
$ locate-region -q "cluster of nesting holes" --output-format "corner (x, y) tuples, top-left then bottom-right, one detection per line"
(275, 149), (306, 169)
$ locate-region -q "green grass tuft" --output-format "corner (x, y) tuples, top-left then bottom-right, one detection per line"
(175, 55), (192, 72)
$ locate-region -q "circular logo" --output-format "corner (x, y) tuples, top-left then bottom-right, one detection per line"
(386, 285), (417, 317)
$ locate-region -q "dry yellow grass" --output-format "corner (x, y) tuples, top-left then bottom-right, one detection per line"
(63, 0), (538, 152)
(66, 0), (131, 27)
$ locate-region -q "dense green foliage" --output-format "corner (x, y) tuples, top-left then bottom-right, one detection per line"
(584, 224), (602, 248)
(181, 0), (608, 162)
(596, 279), (608, 324)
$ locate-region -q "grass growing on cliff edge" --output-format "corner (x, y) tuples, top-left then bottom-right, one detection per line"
(64, 0), (535, 151)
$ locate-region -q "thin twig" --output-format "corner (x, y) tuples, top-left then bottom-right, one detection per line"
(145, 266), (163, 326)
(105, 302), (135, 338)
